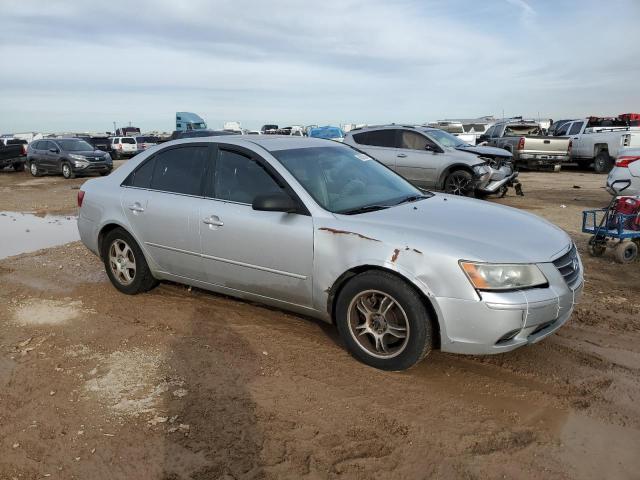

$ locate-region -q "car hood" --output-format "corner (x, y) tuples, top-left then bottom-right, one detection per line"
(456, 145), (513, 159)
(333, 194), (571, 264)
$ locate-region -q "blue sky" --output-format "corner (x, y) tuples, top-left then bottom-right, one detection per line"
(0, 0), (638, 133)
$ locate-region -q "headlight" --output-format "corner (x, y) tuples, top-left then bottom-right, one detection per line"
(69, 154), (86, 161)
(472, 163), (491, 178)
(460, 262), (547, 291)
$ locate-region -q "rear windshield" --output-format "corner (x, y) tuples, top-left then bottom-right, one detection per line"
(121, 138), (136, 144)
(6, 139), (27, 145)
(136, 136), (157, 143)
(504, 124), (541, 136)
(57, 139), (94, 151)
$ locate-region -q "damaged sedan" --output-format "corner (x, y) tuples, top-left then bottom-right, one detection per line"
(78, 136), (583, 370)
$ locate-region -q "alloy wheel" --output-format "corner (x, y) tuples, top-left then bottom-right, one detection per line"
(108, 239), (137, 285)
(445, 172), (473, 196)
(347, 290), (410, 359)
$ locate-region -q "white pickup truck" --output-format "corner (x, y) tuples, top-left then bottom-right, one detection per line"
(553, 118), (640, 173)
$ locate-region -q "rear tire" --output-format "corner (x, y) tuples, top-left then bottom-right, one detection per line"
(335, 270), (433, 371)
(614, 241), (638, 264)
(444, 170), (475, 197)
(13, 162), (25, 172)
(594, 151), (613, 174)
(102, 227), (159, 294)
(29, 161), (40, 177)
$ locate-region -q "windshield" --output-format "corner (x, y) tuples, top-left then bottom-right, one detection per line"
(504, 124), (541, 136)
(57, 139), (94, 151)
(309, 127), (344, 139)
(423, 129), (466, 148)
(271, 145), (427, 214)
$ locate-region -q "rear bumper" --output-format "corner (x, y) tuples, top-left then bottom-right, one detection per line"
(518, 153), (569, 165)
(0, 156), (26, 167)
(607, 168), (640, 196)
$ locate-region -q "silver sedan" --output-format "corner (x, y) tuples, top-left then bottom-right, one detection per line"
(607, 147), (640, 196)
(78, 136), (583, 370)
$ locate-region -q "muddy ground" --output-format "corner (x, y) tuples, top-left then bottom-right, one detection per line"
(1, 167), (639, 480)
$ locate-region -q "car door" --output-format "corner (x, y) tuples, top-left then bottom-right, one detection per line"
(199, 145), (314, 307)
(40, 140), (57, 170)
(120, 143), (212, 280)
(567, 121), (585, 158)
(350, 129), (400, 171)
(395, 130), (443, 188)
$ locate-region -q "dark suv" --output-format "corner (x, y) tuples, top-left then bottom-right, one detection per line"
(27, 138), (113, 179)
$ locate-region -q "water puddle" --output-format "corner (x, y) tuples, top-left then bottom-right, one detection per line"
(0, 211), (79, 259)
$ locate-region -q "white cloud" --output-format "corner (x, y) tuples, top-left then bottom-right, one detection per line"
(0, 0), (638, 132)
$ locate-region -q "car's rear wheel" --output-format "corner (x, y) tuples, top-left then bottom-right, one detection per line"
(62, 162), (75, 179)
(102, 228), (158, 294)
(444, 170), (474, 196)
(13, 162), (25, 172)
(594, 151), (613, 174)
(335, 270), (433, 371)
(29, 161), (40, 177)
(614, 241), (638, 264)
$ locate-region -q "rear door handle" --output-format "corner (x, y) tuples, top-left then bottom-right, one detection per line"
(203, 215), (224, 227)
(397, 153), (407, 158)
(127, 203), (145, 213)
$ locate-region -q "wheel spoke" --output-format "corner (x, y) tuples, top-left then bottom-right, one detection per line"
(386, 324), (407, 339)
(374, 335), (388, 353)
(378, 296), (394, 316)
(356, 297), (374, 316)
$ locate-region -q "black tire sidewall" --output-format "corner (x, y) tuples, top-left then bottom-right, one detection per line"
(594, 152), (612, 174)
(102, 228), (155, 294)
(335, 271), (433, 371)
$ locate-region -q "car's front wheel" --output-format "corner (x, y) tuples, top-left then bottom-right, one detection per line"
(102, 228), (159, 294)
(335, 270), (434, 370)
(444, 170), (475, 196)
(61, 162), (75, 179)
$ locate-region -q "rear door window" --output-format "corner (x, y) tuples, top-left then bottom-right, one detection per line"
(149, 146), (208, 195)
(354, 129), (397, 147)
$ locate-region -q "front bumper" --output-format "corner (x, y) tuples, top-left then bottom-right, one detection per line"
(478, 171), (519, 194)
(435, 262), (583, 355)
(72, 161), (113, 173)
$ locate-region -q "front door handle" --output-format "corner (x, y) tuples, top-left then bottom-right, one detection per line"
(203, 215), (224, 227)
(397, 153), (407, 158)
(127, 203), (145, 213)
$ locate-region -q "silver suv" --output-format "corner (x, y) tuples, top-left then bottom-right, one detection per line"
(344, 125), (492, 196)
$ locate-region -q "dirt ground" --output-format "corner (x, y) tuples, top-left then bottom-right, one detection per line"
(1, 167), (639, 480)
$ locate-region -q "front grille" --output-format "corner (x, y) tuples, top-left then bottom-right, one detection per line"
(552, 244), (581, 288)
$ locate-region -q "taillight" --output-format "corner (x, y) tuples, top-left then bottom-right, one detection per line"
(77, 190), (85, 208)
(117, 144), (122, 150)
(568, 140), (572, 154)
(615, 156), (640, 168)
(517, 137), (525, 150)
(21, 144), (27, 155)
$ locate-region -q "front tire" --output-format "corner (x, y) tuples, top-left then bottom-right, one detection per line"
(102, 228), (159, 294)
(61, 162), (75, 179)
(335, 271), (433, 371)
(444, 170), (475, 197)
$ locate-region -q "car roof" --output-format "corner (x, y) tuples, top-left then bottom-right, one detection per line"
(174, 135), (341, 152)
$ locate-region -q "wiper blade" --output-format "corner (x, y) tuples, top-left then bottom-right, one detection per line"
(393, 194), (430, 205)
(337, 204), (391, 215)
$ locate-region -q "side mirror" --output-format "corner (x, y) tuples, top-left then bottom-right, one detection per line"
(252, 192), (300, 213)
(425, 144), (440, 153)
